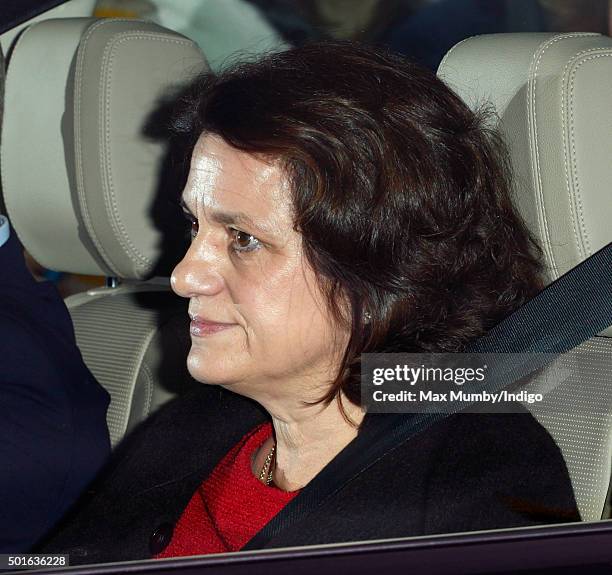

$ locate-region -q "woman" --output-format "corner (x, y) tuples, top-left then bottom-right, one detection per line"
(40, 41), (579, 563)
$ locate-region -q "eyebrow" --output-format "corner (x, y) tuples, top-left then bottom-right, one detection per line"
(179, 198), (272, 235)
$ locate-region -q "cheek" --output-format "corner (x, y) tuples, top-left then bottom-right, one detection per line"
(233, 276), (295, 342)
(250, 266), (338, 357)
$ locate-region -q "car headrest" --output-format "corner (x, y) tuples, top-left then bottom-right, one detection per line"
(438, 33), (612, 284)
(2, 18), (207, 278)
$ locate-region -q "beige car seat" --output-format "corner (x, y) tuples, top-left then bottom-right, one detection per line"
(438, 33), (612, 521)
(2, 18), (207, 447)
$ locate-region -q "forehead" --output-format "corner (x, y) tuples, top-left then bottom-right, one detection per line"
(183, 133), (293, 220)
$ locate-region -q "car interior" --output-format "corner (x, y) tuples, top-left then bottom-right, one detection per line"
(437, 31), (612, 522)
(2, 17), (207, 445)
(0, 1), (611, 571)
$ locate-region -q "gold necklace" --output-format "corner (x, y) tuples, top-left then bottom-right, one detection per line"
(258, 443), (276, 486)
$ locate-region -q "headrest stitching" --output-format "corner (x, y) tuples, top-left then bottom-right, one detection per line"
(527, 33), (596, 279)
(101, 33), (194, 272)
(560, 47), (611, 263)
(74, 19), (120, 274)
(565, 51), (612, 261)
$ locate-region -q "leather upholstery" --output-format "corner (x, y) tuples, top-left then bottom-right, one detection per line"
(2, 18), (205, 279)
(438, 33), (612, 520)
(438, 33), (612, 294)
(1, 18), (208, 445)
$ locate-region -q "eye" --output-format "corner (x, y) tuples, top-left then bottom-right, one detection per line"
(230, 228), (261, 253)
(182, 212), (198, 240)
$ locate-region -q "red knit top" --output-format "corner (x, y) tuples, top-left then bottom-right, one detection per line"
(155, 422), (300, 558)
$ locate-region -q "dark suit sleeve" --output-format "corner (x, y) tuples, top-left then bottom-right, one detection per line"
(422, 411), (581, 534)
(0, 226), (110, 553)
(0, 315), (77, 552)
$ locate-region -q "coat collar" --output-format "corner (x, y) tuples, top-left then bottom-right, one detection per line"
(129, 385), (419, 552)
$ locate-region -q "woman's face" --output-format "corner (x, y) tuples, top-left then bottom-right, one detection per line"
(171, 134), (349, 404)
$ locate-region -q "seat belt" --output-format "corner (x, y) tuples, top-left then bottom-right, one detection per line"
(243, 242), (612, 550)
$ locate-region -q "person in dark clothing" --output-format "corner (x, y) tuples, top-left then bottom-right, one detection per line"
(0, 215), (111, 552)
(0, 42), (110, 552)
(40, 41), (579, 563)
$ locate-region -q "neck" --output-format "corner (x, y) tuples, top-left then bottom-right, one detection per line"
(255, 392), (365, 492)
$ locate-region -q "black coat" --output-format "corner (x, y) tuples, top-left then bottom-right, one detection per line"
(0, 228), (111, 552)
(40, 383), (580, 565)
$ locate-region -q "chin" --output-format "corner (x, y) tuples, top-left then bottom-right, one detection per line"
(187, 352), (217, 384)
(186, 350), (240, 387)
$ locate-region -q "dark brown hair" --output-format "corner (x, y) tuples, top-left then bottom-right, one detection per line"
(171, 41), (543, 414)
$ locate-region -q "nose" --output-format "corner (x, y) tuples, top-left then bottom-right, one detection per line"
(170, 241), (225, 299)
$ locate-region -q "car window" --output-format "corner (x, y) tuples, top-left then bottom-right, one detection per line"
(95, 0), (612, 70)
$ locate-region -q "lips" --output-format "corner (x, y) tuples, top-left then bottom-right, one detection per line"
(188, 314), (236, 337)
